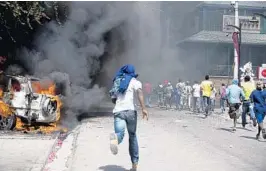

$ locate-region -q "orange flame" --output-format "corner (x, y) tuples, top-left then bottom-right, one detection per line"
(0, 81), (66, 134)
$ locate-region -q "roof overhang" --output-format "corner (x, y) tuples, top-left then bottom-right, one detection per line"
(197, 1), (266, 10)
(177, 31), (266, 46)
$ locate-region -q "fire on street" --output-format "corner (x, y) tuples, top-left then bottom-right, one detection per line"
(1, 107), (265, 171)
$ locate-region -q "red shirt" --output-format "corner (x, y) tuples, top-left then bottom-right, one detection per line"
(144, 83), (152, 94)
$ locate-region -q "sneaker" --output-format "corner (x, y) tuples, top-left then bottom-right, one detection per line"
(262, 129), (266, 139)
(256, 134), (260, 140)
(110, 133), (118, 155)
(130, 163), (138, 171)
(252, 118), (257, 127)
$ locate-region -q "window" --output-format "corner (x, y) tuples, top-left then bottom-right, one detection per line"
(204, 8), (224, 31)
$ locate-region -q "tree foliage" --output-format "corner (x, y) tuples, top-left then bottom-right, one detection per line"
(0, 1), (68, 46)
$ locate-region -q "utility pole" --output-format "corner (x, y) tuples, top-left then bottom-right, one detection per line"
(233, 1), (239, 79)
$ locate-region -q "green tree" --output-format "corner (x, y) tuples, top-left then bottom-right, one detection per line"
(0, 1), (67, 51)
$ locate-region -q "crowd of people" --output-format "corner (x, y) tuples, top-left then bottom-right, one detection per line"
(143, 75), (219, 115)
(143, 74), (266, 140)
(108, 64), (266, 171)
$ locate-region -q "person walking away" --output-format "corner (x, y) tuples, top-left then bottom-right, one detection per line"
(162, 80), (168, 108)
(210, 86), (217, 112)
(226, 79), (245, 132)
(200, 75), (213, 117)
(241, 75), (256, 128)
(164, 82), (173, 110)
(144, 82), (152, 108)
(157, 83), (164, 107)
(250, 81), (266, 140)
(176, 79), (184, 109)
(192, 81), (201, 113)
(109, 64), (148, 171)
(180, 81), (186, 110)
(219, 83), (227, 113)
(173, 85), (181, 110)
(185, 81), (193, 110)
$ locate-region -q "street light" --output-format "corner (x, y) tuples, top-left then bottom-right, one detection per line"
(226, 15), (260, 82)
(252, 13), (266, 20)
(249, 15), (259, 23)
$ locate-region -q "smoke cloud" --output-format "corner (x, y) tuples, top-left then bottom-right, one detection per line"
(17, 2), (134, 126)
(14, 2), (189, 127)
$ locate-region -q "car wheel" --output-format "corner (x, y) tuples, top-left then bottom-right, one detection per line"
(0, 114), (17, 130)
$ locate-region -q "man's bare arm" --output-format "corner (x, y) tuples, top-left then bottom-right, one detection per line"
(137, 89), (146, 110)
(137, 88), (149, 120)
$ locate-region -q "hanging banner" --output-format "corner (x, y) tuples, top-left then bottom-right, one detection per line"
(232, 32), (239, 58)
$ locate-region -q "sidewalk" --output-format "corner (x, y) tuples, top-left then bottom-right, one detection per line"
(0, 133), (58, 171)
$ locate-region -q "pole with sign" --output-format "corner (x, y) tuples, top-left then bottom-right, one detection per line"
(258, 65), (266, 80)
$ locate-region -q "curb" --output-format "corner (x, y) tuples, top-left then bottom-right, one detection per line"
(41, 132), (68, 171)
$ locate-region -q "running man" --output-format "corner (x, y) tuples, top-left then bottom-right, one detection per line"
(192, 81), (201, 113)
(241, 75), (256, 127)
(226, 79), (245, 132)
(250, 81), (266, 140)
(200, 75), (213, 116)
(219, 83), (227, 113)
(109, 64), (148, 171)
(210, 86), (217, 111)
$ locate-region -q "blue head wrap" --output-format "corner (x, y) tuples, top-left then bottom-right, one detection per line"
(232, 79), (239, 85)
(113, 64), (138, 94)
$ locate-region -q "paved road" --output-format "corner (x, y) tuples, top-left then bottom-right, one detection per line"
(1, 108), (266, 171)
(0, 133), (57, 171)
(53, 108), (266, 171)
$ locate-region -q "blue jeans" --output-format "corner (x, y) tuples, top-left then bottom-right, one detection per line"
(175, 94), (180, 108)
(114, 110), (139, 164)
(220, 98), (226, 112)
(202, 96), (211, 115)
(210, 99), (215, 111)
(193, 97), (200, 111)
(242, 101), (255, 125)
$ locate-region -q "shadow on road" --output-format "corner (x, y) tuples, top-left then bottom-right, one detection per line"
(98, 165), (129, 171)
(216, 127), (235, 133)
(240, 135), (257, 140)
(77, 111), (112, 122)
(235, 126), (253, 132)
(239, 135), (266, 142)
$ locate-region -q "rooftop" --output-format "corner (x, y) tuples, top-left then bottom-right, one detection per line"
(198, 1), (266, 9)
(178, 30), (266, 45)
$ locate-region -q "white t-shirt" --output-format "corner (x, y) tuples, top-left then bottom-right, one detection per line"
(185, 85), (192, 95)
(192, 84), (201, 97)
(113, 78), (142, 113)
(210, 88), (217, 99)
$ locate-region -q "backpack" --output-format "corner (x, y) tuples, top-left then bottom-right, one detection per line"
(109, 75), (124, 100)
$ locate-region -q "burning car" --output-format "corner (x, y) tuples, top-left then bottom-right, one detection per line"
(0, 74), (62, 131)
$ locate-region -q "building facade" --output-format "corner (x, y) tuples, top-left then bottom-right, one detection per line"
(177, 1), (266, 77)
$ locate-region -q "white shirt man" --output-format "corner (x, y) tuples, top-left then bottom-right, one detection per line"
(192, 83), (201, 98)
(192, 82), (201, 112)
(111, 77), (148, 171)
(113, 78), (142, 113)
(210, 88), (217, 100)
